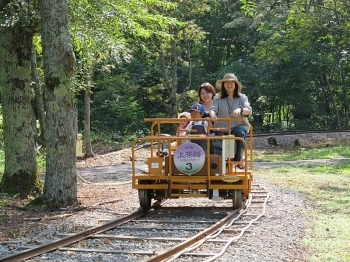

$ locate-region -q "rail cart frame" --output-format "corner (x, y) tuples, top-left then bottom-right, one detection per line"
(131, 118), (253, 210)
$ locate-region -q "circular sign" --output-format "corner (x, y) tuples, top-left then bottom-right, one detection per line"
(174, 142), (205, 175)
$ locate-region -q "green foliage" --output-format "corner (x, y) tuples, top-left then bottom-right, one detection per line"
(178, 89), (198, 112)
(70, 0), (350, 140)
(90, 76), (146, 136)
(0, 0), (40, 28)
(36, 151), (46, 173)
(89, 55), (177, 135)
(69, 0), (181, 138)
(69, 0), (177, 70)
(239, 0), (257, 17)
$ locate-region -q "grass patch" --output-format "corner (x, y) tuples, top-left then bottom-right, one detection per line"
(254, 145), (350, 162)
(304, 214), (350, 262)
(256, 153), (350, 261)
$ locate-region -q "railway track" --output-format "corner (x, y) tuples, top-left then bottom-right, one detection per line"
(129, 129), (350, 153)
(1, 184), (269, 262)
(254, 128), (350, 137)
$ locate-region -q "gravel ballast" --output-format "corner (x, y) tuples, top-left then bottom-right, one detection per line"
(0, 175), (313, 262)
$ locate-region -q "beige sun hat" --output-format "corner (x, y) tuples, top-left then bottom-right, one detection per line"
(178, 112), (191, 119)
(215, 73), (242, 91)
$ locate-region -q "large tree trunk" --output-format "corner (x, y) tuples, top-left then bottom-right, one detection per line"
(0, 3), (41, 196)
(40, 0), (78, 208)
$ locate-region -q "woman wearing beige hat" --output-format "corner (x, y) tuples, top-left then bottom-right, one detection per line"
(209, 73), (252, 169)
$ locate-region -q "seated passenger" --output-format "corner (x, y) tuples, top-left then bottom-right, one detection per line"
(171, 111), (190, 151)
(176, 112), (191, 137)
(209, 73), (252, 169)
(186, 103), (212, 153)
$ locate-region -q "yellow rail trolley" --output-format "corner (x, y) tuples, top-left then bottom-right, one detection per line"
(131, 117), (253, 210)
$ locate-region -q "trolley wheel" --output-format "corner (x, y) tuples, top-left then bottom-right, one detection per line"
(138, 189), (151, 210)
(232, 189), (243, 209)
(138, 180), (152, 210)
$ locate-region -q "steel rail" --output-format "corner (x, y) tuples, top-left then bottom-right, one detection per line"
(130, 129), (350, 150)
(204, 184), (270, 262)
(145, 209), (240, 262)
(148, 184), (269, 262)
(254, 129), (350, 137)
(165, 184), (269, 262)
(0, 207), (153, 262)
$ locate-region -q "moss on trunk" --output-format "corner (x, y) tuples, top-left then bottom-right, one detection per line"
(40, 0), (78, 208)
(0, 170), (42, 197)
(0, 11), (40, 197)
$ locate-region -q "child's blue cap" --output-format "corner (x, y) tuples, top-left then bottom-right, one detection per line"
(190, 103), (205, 114)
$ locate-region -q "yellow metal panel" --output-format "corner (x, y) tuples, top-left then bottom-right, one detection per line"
(133, 184), (168, 189)
(171, 184), (206, 189)
(147, 157), (164, 174)
(168, 177), (207, 183)
(171, 194), (207, 197)
(209, 185), (248, 190)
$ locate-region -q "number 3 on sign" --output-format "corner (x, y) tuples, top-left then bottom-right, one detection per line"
(186, 163), (193, 170)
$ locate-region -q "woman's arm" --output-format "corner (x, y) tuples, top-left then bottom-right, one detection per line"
(206, 118), (213, 128)
(209, 97), (218, 121)
(241, 94), (252, 116)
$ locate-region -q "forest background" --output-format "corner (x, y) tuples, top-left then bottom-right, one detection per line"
(0, 0), (349, 208)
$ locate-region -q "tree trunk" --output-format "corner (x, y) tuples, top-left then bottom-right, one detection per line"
(170, 37), (178, 118)
(40, 0), (78, 208)
(159, 27), (178, 119)
(323, 73), (341, 129)
(177, 34), (193, 109)
(340, 65), (349, 128)
(31, 45), (46, 145)
(0, 9), (41, 196)
(84, 83), (94, 157)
